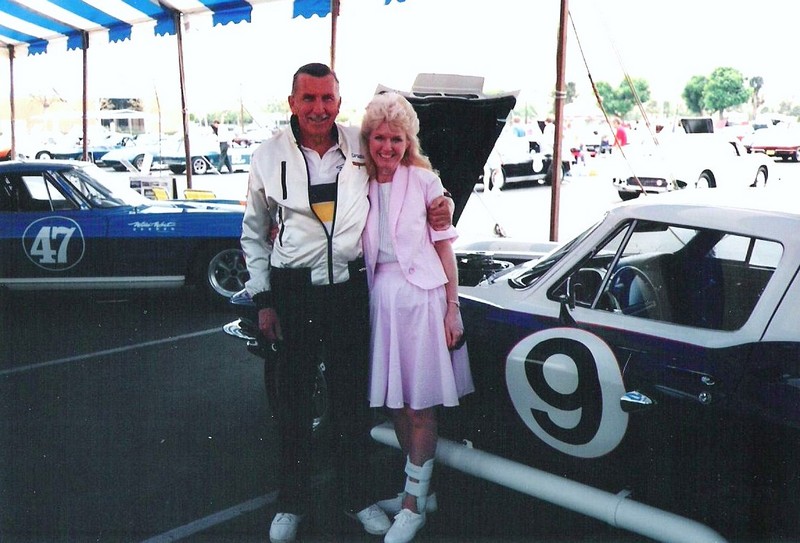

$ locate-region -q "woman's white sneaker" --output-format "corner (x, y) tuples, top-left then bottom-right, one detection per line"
(376, 492), (438, 516)
(384, 509), (425, 543)
(269, 512), (303, 543)
(355, 503), (392, 535)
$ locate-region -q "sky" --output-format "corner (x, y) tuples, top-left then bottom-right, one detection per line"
(2, 0), (800, 132)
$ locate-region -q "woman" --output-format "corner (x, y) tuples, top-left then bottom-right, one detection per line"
(360, 92), (474, 543)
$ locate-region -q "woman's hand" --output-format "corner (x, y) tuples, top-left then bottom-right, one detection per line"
(444, 304), (465, 350)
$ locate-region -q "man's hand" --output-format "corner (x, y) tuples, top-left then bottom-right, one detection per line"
(258, 307), (283, 342)
(427, 194), (454, 231)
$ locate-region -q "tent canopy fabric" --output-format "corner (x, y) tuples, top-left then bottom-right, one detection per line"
(0, 0), (338, 55)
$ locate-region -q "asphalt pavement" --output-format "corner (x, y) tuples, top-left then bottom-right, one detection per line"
(0, 287), (646, 543)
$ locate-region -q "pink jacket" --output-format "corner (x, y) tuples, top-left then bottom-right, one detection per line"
(363, 165), (458, 290)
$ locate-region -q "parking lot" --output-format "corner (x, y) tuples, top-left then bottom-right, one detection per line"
(3, 155), (800, 542)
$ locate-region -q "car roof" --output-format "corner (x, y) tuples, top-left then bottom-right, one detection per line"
(612, 188), (800, 238)
(0, 159), (86, 172)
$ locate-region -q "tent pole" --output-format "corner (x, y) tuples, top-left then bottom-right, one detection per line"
(175, 11), (192, 189)
(330, 0), (339, 70)
(7, 45), (16, 158)
(549, 0), (569, 242)
(82, 32), (89, 162)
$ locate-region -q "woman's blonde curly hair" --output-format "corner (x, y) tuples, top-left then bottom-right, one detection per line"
(360, 92), (433, 180)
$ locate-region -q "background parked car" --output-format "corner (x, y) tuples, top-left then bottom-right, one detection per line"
(612, 133), (770, 200)
(744, 122), (800, 161)
(160, 134), (255, 175)
(40, 131), (133, 163)
(97, 133), (174, 171)
(483, 123), (570, 191)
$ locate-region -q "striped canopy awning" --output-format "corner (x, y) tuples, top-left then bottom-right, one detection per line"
(0, 0), (354, 55)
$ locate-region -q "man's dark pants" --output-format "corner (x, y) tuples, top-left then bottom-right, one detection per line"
(269, 261), (374, 516)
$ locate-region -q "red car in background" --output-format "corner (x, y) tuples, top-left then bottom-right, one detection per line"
(745, 123), (800, 161)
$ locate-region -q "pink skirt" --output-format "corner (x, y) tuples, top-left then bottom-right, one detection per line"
(368, 262), (474, 410)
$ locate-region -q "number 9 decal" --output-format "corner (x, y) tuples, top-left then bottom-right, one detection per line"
(506, 328), (627, 458)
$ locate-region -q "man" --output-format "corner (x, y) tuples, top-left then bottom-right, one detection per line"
(212, 120), (234, 173)
(240, 63), (452, 543)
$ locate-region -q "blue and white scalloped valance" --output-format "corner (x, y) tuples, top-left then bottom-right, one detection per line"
(0, 0), (405, 55)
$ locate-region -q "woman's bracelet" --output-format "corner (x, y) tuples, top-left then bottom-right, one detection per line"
(447, 299), (460, 307)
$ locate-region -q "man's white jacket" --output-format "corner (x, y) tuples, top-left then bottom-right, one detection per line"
(241, 122), (369, 307)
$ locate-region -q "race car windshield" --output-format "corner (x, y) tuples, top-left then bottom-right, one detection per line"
(62, 164), (150, 208)
(509, 220), (602, 289)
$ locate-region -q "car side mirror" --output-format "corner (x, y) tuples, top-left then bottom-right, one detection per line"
(558, 293), (575, 326)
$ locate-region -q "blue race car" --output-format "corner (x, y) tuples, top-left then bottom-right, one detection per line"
(0, 160), (247, 303)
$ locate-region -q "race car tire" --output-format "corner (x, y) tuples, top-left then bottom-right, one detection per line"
(195, 245), (249, 303)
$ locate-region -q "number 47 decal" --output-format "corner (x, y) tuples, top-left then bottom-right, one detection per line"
(30, 226), (76, 264)
(23, 217), (86, 271)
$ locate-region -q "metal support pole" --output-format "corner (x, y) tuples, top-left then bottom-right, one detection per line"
(175, 11), (192, 188)
(549, 0), (569, 242)
(7, 45), (16, 158)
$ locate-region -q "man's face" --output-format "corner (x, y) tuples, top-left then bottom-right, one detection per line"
(288, 73), (341, 141)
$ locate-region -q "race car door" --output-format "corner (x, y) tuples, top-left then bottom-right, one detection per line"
(0, 171), (110, 288)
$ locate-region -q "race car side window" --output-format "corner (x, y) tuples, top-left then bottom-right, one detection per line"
(19, 174), (77, 211)
(552, 219), (782, 331)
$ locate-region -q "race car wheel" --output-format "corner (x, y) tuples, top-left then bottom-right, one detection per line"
(191, 157), (209, 175)
(751, 165), (768, 187)
(132, 154), (145, 171)
(36, 151), (53, 160)
(196, 246), (249, 302)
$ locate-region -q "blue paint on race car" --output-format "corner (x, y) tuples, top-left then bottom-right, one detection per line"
(0, 160), (247, 301)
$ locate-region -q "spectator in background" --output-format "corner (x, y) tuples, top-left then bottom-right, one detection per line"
(212, 120), (234, 173)
(613, 118), (628, 149)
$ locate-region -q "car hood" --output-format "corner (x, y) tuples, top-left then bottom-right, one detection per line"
(383, 74), (517, 224)
(136, 199), (245, 214)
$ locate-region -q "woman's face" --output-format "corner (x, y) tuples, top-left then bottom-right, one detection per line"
(368, 121), (408, 178)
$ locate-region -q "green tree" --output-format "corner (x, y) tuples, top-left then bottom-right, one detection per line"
(703, 67), (751, 118)
(682, 75), (707, 114)
(595, 78), (650, 118)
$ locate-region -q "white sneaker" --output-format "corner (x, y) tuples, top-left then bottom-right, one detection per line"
(269, 512), (303, 543)
(355, 503), (392, 535)
(376, 492), (438, 516)
(384, 508), (426, 543)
